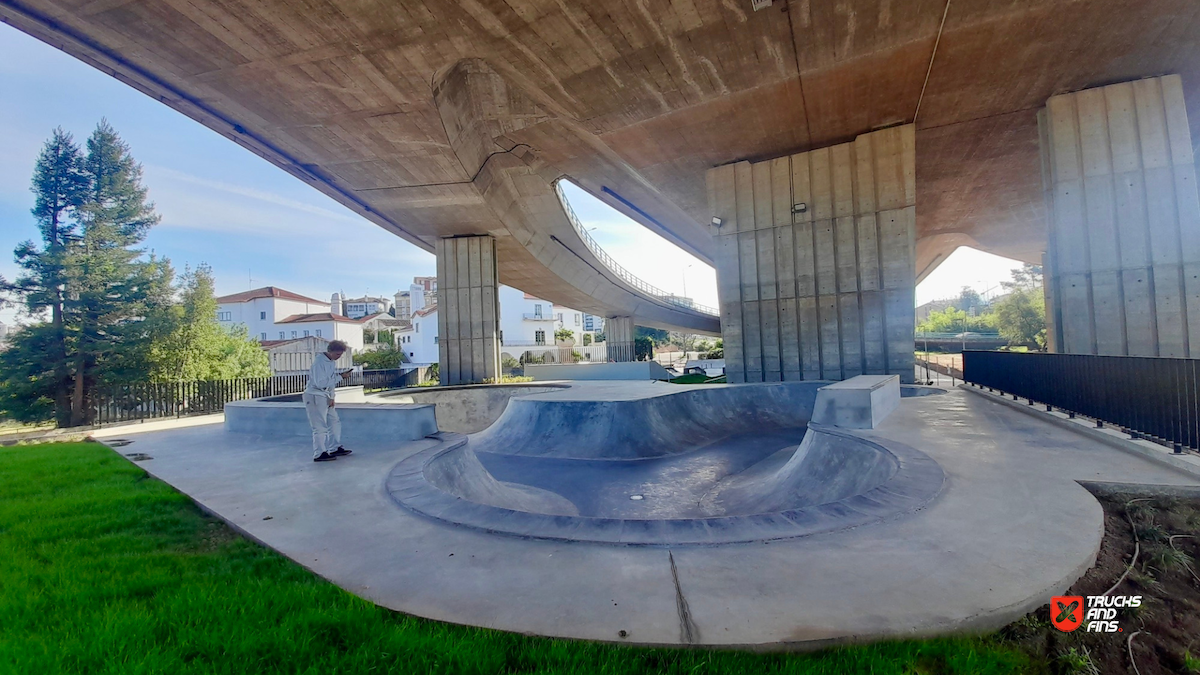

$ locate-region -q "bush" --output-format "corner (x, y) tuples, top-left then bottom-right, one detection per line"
(353, 346), (407, 370)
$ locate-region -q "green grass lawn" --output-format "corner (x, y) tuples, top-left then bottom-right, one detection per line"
(0, 443), (1040, 674)
(668, 374), (726, 384)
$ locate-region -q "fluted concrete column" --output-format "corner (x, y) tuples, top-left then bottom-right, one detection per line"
(436, 235), (500, 384)
(606, 316), (635, 362)
(1040, 74), (1200, 357)
(706, 125), (916, 383)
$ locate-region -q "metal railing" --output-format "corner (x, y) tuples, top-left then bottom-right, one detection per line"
(963, 351), (1200, 453)
(91, 367), (431, 426)
(554, 181), (719, 316)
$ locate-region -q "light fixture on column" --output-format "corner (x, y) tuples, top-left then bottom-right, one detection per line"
(792, 203), (808, 214)
(711, 216), (723, 227)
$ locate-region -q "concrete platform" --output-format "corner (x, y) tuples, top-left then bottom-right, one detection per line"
(93, 383), (1200, 649)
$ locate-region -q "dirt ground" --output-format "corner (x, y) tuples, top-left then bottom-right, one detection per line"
(1001, 494), (1200, 674)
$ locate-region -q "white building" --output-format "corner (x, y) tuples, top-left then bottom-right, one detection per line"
(341, 295), (392, 319)
(393, 290), (411, 320)
(274, 312), (366, 353)
(395, 305), (439, 365)
(583, 314), (603, 334)
(361, 313), (409, 351)
(498, 285), (555, 350)
(216, 286), (364, 353)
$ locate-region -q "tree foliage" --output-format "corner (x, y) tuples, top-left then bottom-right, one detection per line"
(635, 326), (669, 345)
(917, 306), (997, 334)
(148, 264), (269, 381)
(554, 328), (575, 343)
(993, 264), (1047, 348)
(353, 346), (408, 370)
(1, 122), (174, 425)
(634, 336), (654, 361)
(1, 122), (266, 426)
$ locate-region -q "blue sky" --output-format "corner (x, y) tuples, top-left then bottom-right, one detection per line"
(0, 22), (1015, 328)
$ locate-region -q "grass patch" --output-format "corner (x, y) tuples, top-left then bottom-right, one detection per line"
(0, 442), (1039, 674)
(484, 375), (535, 384)
(668, 374), (726, 385)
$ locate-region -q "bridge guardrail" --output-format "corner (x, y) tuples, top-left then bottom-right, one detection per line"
(554, 181), (719, 317)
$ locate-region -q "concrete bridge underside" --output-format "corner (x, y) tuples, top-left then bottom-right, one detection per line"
(4, 0), (1200, 378)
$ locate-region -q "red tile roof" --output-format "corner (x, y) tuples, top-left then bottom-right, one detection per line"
(215, 286), (328, 305)
(277, 312), (365, 324)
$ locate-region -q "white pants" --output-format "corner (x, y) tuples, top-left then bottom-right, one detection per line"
(303, 393), (341, 458)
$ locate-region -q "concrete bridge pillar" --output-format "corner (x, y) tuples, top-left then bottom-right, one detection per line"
(706, 125), (916, 384)
(1040, 74), (1200, 357)
(606, 316), (635, 362)
(436, 235), (501, 384)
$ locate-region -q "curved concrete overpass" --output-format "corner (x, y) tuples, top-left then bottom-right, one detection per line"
(5, 0), (1199, 378)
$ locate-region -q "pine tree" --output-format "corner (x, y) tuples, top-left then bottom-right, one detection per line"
(0, 122), (171, 426)
(3, 129), (88, 426)
(64, 120), (169, 425)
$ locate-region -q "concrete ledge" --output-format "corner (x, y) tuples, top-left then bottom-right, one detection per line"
(962, 384), (1200, 480)
(224, 397), (437, 444)
(525, 361), (670, 381)
(812, 375), (901, 429)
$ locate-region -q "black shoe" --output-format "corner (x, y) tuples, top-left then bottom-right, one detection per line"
(313, 452), (337, 462)
(331, 446), (352, 457)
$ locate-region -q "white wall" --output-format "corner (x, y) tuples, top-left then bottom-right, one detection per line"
(553, 305), (590, 344)
(397, 308), (438, 365)
(498, 284), (554, 348)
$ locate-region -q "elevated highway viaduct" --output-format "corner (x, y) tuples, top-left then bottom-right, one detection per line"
(4, 0), (1198, 382)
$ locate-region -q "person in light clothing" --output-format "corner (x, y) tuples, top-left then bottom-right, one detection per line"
(304, 340), (353, 462)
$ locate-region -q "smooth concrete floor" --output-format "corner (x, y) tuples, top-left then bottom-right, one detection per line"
(93, 384), (1200, 648)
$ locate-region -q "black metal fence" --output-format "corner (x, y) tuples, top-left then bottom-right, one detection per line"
(963, 351), (1200, 452)
(92, 367), (431, 426)
(346, 367), (431, 392)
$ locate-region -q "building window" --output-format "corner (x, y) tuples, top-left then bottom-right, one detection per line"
(303, 330), (310, 337)
(416, 323), (420, 333)
(316, 329), (322, 337)
(217, 311), (231, 321)
(260, 332), (266, 340)
(279, 331), (285, 340)
(534, 304), (542, 318)
(260, 311), (266, 320)
(535, 330), (545, 345)
(291, 331), (298, 338)
(575, 313), (580, 325)
(434, 336), (438, 345)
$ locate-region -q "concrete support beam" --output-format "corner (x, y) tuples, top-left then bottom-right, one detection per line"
(607, 316), (635, 362)
(1040, 74), (1200, 357)
(706, 125), (916, 384)
(436, 235), (501, 385)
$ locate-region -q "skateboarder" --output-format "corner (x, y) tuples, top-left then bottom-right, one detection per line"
(303, 340), (353, 462)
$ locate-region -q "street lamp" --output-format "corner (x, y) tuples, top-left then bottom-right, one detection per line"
(681, 264), (692, 299)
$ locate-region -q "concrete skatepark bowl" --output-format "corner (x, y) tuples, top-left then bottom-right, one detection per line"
(100, 381), (1200, 647)
(386, 382), (946, 545)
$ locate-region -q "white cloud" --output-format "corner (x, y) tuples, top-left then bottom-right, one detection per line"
(145, 165), (361, 227)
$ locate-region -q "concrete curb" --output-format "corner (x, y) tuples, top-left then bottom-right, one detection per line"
(961, 384), (1200, 480)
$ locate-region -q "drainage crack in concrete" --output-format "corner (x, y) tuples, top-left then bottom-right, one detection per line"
(668, 550), (699, 644)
